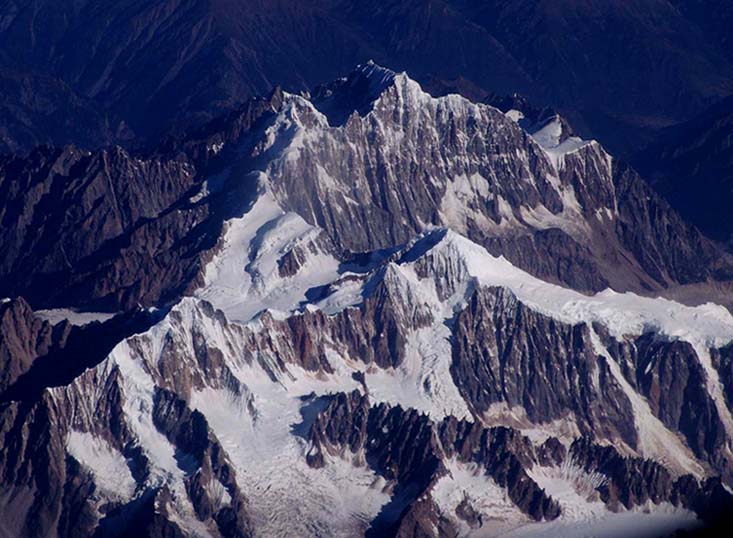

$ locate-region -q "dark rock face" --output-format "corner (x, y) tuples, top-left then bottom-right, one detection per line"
(0, 93), (281, 312)
(152, 389), (252, 538)
(0, 298), (71, 393)
(612, 161), (733, 286)
(0, 395), (70, 538)
(307, 389), (733, 536)
(450, 286), (637, 448)
(712, 343), (733, 408)
(568, 438), (691, 513)
(437, 419), (560, 521)
(262, 67), (733, 296)
(0, 65), (730, 316)
(0, 70), (118, 154)
(482, 229), (610, 292)
(307, 390), (560, 535)
(600, 329), (731, 478)
(633, 337), (726, 471)
(0, 143), (198, 311)
(1, 63), (733, 538)
(0, 306), (161, 405)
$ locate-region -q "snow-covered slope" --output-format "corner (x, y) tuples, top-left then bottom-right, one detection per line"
(37, 214), (733, 536)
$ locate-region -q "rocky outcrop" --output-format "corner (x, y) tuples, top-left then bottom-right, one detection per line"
(306, 389), (732, 536)
(0, 298), (71, 393)
(152, 389), (252, 538)
(1, 65), (730, 315)
(612, 161), (733, 286)
(1, 64), (733, 538)
(599, 329), (730, 477)
(712, 343), (733, 408)
(307, 390), (560, 530)
(1, 306), (161, 405)
(261, 65), (733, 296)
(451, 286), (637, 448)
(0, 395), (70, 538)
(568, 437), (733, 522)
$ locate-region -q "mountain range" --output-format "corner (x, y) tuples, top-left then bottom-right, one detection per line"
(2, 61), (733, 537)
(3, 2), (733, 537)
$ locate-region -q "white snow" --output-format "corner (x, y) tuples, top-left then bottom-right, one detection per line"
(111, 341), (182, 482)
(197, 180), (340, 323)
(207, 141), (224, 155)
(589, 328), (708, 477)
(51, 66), (733, 537)
(416, 231), (733, 350)
(66, 430), (136, 500)
(433, 460), (700, 538)
(433, 459), (530, 536)
(530, 116), (592, 168)
(35, 308), (116, 326)
(504, 109), (525, 123)
(528, 459), (608, 521)
(190, 371), (389, 538)
(504, 504), (700, 538)
(352, 263), (472, 421)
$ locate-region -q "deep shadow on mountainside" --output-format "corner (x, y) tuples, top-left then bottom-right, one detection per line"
(632, 94), (733, 247)
(0, 0), (732, 156)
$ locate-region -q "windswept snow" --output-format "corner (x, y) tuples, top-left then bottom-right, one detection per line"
(48, 66), (733, 537)
(433, 459), (699, 538)
(35, 308), (116, 326)
(589, 328), (709, 477)
(416, 231), (733, 350)
(190, 372), (388, 538)
(433, 459), (530, 536)
(529, 116), (592, 168)
(198, 180), (340, 323)
(66, 430), (136, 500)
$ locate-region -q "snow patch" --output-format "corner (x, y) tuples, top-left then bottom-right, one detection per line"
(198, 183), (340, 323)
(35, 308), (116, 326)
(433, 459), (530, 536)
(66, 430), (136, 500)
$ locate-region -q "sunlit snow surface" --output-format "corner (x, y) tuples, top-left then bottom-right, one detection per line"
(197, 181), (340, 323)
(185, 163), (733, 534)
(433, 459), (700, 538)
(529, 115), (593, 169)
(35, 308), (116, 326)
(182, 179), (729, 534)
(66, 430), (137, 500)
(191, 375), (388, 537)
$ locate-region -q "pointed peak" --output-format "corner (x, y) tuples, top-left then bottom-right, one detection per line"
(309, 62), (406, 126)
(350, 60), (399, 92)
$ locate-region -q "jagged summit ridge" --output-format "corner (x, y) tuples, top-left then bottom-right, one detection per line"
(310, 60), (403, 125)
(239, 65), (729, 297)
